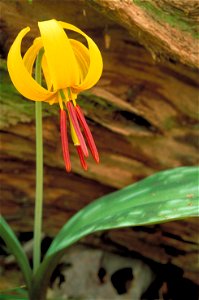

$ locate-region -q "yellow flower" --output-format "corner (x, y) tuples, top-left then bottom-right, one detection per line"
(7, 19), (103, 172)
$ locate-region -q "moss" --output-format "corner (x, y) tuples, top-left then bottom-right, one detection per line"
(164, 117), (177, 130)
(133, 0), (199, 39)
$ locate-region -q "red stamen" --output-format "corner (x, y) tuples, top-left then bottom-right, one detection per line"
(76, 146), (88, 171)
(75, 105), (99, 163)
(60, 110), (71, 172)
(66, 101), (88, 157)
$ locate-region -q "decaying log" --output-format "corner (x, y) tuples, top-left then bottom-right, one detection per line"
(0, 0), (198, 285)
(88, 0), (199, 68)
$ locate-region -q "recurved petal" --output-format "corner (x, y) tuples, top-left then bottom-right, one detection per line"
(38, 19), (79, 90)
(59, 21), (103, 92)
(7, 27), (56, 102)
(70, 39), (89, 84)
(23, 37), (43, 74)
(23, 37), (53, 92)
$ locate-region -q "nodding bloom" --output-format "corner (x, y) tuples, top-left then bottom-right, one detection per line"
(7, 19), (103, 172)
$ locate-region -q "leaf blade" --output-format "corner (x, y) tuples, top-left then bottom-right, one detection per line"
(0, 217), (32, 289)
(47, 166), (198, 256)
(32, 166), (198, 298)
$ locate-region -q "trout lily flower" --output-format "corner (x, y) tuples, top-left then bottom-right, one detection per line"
(7, 19), (103, 172)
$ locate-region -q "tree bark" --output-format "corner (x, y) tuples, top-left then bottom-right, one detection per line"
(0, 0), (198, 285)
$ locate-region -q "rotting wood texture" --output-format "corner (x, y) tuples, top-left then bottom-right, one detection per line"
(0, 0), (198, 285)
(88, 0), (199, 68)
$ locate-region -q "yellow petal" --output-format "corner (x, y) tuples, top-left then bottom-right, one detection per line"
(59, 21), (103, 92)
(7, 27), (56, 102)
(42, 54), (53, 91)
(38, 19), (79, 90)
(23, 37), (43, 74)
(70, 39), (89, 83)
(23, 37), (54, 92)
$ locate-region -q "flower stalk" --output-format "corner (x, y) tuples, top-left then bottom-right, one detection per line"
(33, 49), (44, 274)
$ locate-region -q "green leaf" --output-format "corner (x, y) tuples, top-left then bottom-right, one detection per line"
(31, 166), (198, 299)
(0, 290), (28, 300)
(0, 217), (32, 289)
(0, 286), (27, 296)
(0, 286), (28, 299)
(0, 296), (27, 300)
(0, 295), (28, 300)
(47, 166), (198, 256)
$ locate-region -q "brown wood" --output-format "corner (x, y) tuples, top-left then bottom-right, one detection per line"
(0, 0), (198, 285)
(88, 0), (199, 68)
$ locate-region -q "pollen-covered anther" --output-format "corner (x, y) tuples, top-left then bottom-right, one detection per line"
(75, 105), (99, 163)
(60, 109), (71, 172)
(76, 146), (88, 171)
(66, 101), (88, 157)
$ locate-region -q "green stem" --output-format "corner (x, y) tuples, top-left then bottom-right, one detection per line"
(33, 49), (44, 274)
